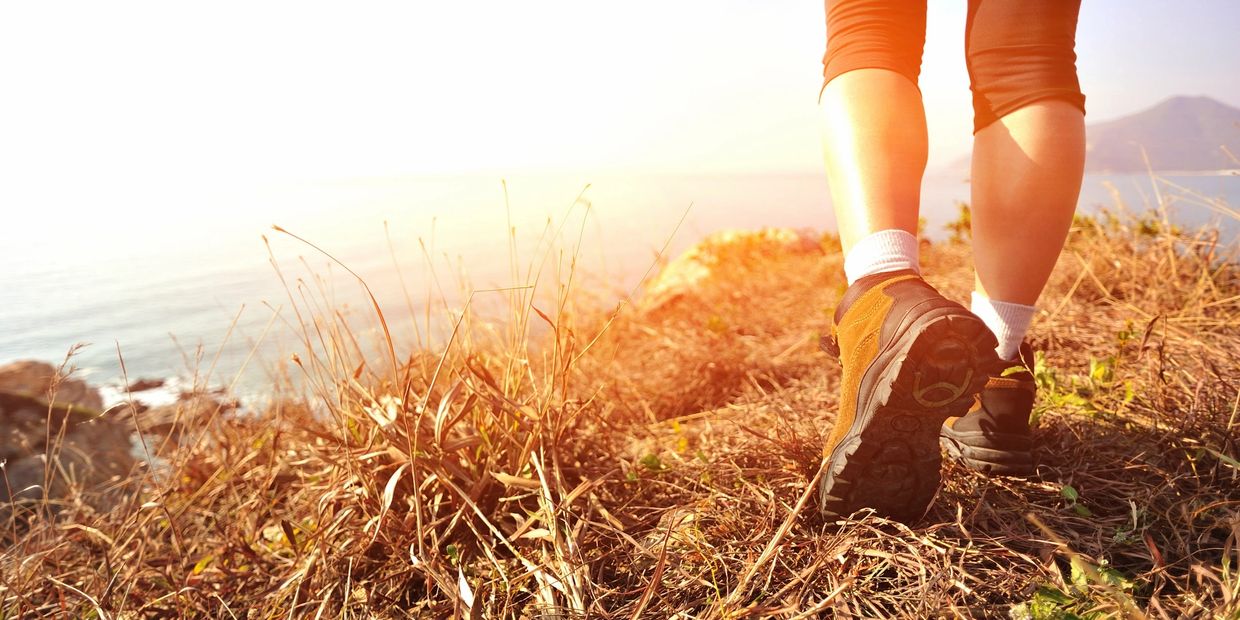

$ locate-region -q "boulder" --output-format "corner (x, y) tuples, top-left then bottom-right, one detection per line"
(0, 361), (135, 506)
(136, 392), (235, 440)
(1, 394), (134, 503)
(126, 377), (166, 392)
(0, 360), (103, 411)
(0, 391), (49, 463)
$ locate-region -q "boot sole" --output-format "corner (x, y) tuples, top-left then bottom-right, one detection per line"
(819, 309), (999, 523)
(940, 431), (1034, 476)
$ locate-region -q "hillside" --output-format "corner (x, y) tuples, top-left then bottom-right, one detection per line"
(2, 202), (1238, 617)
(1087, 96), (1240, 172)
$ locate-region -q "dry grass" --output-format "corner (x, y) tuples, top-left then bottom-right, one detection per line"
(2, 181), (1238, 618)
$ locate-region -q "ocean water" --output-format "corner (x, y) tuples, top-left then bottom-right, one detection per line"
(1, 171), (1236, 404)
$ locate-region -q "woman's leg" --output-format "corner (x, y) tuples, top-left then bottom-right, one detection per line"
(965, 0), (1086, 359)
(819, 1), (928, 281)
(938, 0), (1086, 478)
(821, 69), (927, 254)
(971, 102), (1085, 306)
(817, 0), (1005, 524)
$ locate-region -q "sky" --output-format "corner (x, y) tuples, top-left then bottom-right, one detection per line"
(1, 1), (1239, 244)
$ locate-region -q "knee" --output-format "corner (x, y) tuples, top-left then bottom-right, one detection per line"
(968, 46), (1086, 133)
(822, 0), (926, 91)
(965, 0), (1086, 133)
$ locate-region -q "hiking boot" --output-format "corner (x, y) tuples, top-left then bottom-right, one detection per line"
(818, 269), (1000, 523)
(940, 343), (1036, 476)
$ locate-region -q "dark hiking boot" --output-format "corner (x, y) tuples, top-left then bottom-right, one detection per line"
(818, 270), (1001, 523)
(940, 343), (1036, 476)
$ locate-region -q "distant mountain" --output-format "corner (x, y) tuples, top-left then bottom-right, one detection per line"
(944, 95), (1240, 175)
(1087, 96), (1240, 172)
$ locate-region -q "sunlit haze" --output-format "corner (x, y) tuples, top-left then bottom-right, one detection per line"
(2, 1), (1239, 258)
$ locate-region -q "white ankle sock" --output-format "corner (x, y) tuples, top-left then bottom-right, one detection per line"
(971, 291), (1036, 361)
(844, 229), (920, 285)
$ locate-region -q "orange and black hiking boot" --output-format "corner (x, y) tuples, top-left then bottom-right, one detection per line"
(818, 269), (1001, 523)
(940, 343), (1036, 476)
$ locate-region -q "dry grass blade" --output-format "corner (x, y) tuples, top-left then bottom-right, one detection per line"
(272, 224), (400, 383)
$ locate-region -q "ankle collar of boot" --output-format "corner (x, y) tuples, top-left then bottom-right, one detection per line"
(833, 269), (921, 324)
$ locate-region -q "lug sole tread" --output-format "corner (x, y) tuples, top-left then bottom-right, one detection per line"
(820, 313), (999, 523)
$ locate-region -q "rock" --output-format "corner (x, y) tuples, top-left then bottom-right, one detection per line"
(126, 377), (166, 392)
(0, 391), (48, 463)
(137, 393), (235, 438)
(0, 360), (103, 412)
(642, 228), (826, 313)
(2, 414), (134, 503)
(1, 455), (46, 502)
(179, 385), (229, 401)
(0, 362), (135, 507)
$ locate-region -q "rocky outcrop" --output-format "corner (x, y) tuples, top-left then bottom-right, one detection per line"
(641, 228), (828, 314)
(126, 377), (166, 393)
(136, 393), (237, 442)
(0, 361), (134, 506)
(0, 360), (104, 411)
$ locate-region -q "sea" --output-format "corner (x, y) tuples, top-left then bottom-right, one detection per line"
(2, 170), (1237, 407)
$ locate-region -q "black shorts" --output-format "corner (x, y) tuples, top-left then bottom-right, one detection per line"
(822, 0), (1087, 132)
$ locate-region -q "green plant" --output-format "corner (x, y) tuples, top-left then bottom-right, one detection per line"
(1011, 558), (1137, 620)
(944, 201), (972, 243)
(1060, 484), (1093, 517)
(1030, 351), (1136, 423)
